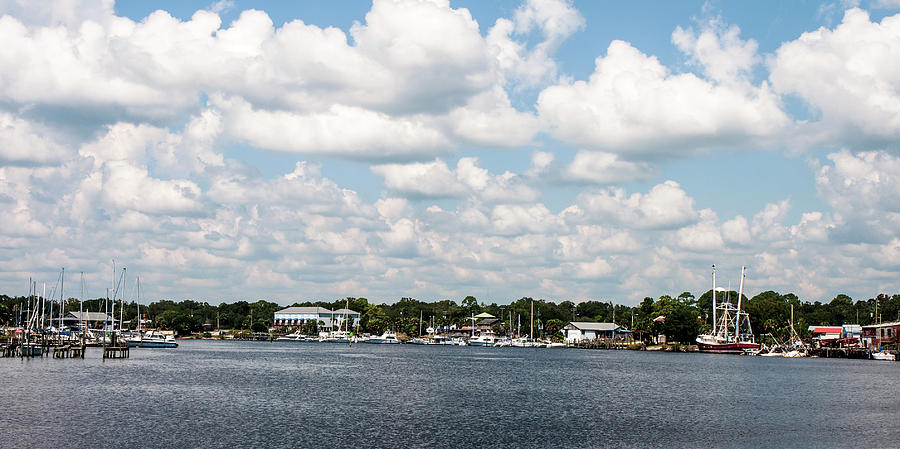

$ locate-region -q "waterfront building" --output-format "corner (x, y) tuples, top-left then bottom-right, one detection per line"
(562, 322), (618, 343)
(808, 326), (843, 343)
(332, 308), (361, 330)
(273, 307), (359, 330)
(861, 321), (900, 348)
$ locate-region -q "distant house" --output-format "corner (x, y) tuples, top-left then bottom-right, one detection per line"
(861, 321), (900, 348)
(562, 322), (618, 343)
(273, 307), (359, 330)
(475, 318), (502, 333)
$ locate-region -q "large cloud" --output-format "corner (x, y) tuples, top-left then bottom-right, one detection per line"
(0, 113), (71, 164)
(372, 157), (540, 202)
(815, 149), (900, 243)
(570, 181), (700, 229)
(769, 9), (900, 148)
(537, 34), (788, 156)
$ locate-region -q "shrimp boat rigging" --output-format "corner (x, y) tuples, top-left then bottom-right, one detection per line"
(696, 265), (760, 354)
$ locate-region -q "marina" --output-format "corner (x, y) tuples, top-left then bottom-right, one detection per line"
(1, 340), (898, 448)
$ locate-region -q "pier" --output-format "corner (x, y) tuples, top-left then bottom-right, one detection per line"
(53, 344), (86, 358)
(810, 347), (889, 359)
(102, 345), (130, 359)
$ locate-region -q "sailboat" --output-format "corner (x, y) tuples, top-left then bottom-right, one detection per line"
(782, 304), (808, 357)
(696, 265), (760, 354)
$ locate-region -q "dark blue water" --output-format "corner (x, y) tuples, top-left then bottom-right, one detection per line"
(1, 341), (898, 448)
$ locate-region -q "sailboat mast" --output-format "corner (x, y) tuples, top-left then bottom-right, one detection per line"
(41, 282), (46, 329)
(736, 266), (746, 337)
(136, 277), (141, 333)
(110, 260), (115, 331)
(60, 267), (65, 332)
(531, 300), (535, 340)
(80, 272), (85, 337)
(712, 265), (717, 336)
(120, 268), (126, 331)
(79, 272), (85, 344)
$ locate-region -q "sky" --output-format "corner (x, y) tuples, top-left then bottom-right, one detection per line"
(2, 0), (900, 306)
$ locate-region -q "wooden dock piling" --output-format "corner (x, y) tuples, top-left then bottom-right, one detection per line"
(102, 345), (129, 359)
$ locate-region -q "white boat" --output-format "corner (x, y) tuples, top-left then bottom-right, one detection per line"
(276, 331), (306, 341)
(759, 346), (785, 357)
(368, 331), (401, 344)
(510, 337), (538, 348)
(872, 350), (896, 361)
(430, 336), (455, 345)
(783, 349), (807, 358)
(136, 330), (178, 348)
(468, 334), (496, 346)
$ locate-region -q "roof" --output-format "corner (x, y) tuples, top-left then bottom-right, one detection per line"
(66, 311), (111, 321)
(565, 321), (618, 331)
(861, 321), (900, 329)
(809, 326), (843, 333)
(474, 312), (496, 319)
(332, 308), (359, 315)
(275, 307), (332, 315)
(476, 318), (502, 326)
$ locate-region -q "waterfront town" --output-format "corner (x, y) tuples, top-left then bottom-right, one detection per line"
(3, 285), (899, 360)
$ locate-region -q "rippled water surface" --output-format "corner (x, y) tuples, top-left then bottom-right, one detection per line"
(2, 341), (898, 448)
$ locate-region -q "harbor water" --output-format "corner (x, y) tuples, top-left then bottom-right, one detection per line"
(1, 341), (898, 448)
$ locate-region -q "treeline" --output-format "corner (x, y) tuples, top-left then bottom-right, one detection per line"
(1, 291), (899, 343)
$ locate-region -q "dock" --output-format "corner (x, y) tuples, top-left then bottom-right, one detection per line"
(567, 339), (636, 350)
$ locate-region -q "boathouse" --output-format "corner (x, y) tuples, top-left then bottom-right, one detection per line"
(562, 322), (618, 343)
(861, 321), (900, 349)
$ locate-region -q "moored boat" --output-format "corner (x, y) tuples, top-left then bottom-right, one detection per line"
(696, 265), (760, 354)
(468, 334), (496, 346)
(367, 331), (401, 344)
(135, 330), (178, 348)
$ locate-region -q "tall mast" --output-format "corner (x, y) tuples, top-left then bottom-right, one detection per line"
(104, 288), (109, 333)
(80, 272), (85, 335)
(530, 299), (534, 340)
(58, 268), (64, 332)
(136, 277), (141, 333)
(712, 264), (717, 336)
(120, 268), (126, 332)
(41, 282), (46, 329)
(736, 266), (746, 337)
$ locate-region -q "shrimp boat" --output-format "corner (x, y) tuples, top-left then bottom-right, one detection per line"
(696, 265), (760, 354)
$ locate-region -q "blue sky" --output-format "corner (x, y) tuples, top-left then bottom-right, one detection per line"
(2, 0), (900, 305)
